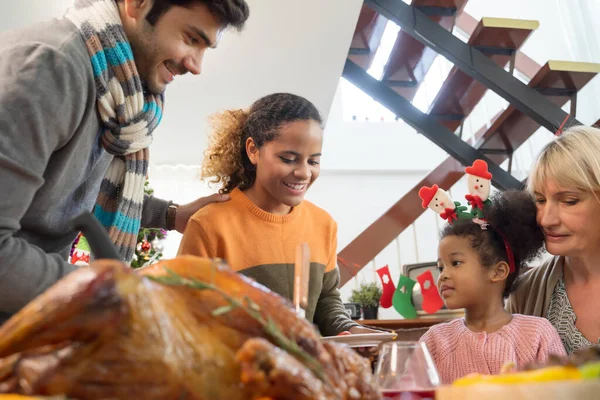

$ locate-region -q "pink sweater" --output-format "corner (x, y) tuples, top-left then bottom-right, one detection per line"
(420, 314), (566, 384)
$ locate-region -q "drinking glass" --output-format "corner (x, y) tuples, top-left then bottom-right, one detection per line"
(374, 341), (440, 400)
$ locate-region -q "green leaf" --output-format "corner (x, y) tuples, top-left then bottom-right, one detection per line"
(211, 305), (236, 316)
(349, 282), (382, 308)
(244, 296), (262, 312)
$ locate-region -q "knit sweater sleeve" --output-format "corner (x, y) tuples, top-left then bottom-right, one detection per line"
(535, 318), (567, 361)
(141, 194), (171, 230)
(313, 268), (359, 336)
(419, 328), (432, 349)
(0, 44), (86, 314)
(419, 325), (442, 364)
(177, 217), (215, 257)
(313, 222), (359, 336)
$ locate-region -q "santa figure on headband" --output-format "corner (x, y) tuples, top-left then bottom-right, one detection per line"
(419, 185), (471, 223)
(465, 160), (493, 219)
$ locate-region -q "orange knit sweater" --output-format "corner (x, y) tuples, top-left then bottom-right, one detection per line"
(177, 188), (358, 336)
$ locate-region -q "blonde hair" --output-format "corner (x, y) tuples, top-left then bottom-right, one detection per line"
(528, 125), (600, 196)
(201, 93), (323, 194)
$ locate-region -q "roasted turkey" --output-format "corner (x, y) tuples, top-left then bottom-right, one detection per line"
(0, 256), (380, 400)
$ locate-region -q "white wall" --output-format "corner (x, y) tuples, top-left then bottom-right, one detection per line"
(0, 0), (69, 28)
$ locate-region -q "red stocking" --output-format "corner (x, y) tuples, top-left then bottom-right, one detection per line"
(416, 270), (444, 314)
(376, 265), (395, 309)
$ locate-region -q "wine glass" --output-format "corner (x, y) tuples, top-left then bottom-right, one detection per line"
(374, 341), (440, 400)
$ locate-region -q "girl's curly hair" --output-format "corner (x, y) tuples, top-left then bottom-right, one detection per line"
(441, 189), (545, 298)
(201, 93), (322, 194)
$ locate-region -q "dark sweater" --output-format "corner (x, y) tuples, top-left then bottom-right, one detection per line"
(0, 18), (170, 320)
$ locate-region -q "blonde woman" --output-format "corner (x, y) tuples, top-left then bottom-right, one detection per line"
(506, 125), (600, 353)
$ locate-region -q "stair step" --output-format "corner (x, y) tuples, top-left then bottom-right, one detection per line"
(478, 60), (600, 163)
(382, 0), (468, 100)
(348, 5), (387, 70)
(429, 17), (539, 132)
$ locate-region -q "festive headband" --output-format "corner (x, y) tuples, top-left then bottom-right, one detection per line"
(418, 160), (516, 273)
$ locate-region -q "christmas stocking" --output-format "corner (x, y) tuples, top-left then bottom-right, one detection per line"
(417, 270), (444, 314)
(376, 265), (396, 309)
(392, 275), (417, 319)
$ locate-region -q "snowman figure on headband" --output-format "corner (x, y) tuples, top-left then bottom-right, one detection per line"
(465, 160), (493, 219)
(418, 184), (472, 223)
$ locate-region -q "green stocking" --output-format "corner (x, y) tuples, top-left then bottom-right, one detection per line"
(392, 275), (417, 319)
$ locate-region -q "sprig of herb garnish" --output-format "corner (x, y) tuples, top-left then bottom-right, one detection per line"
(146, 268), (328, 385)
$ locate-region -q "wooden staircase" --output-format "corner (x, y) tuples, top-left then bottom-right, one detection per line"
(382, 0), (468, 101)
(477, 61), (600, 167)
(429, 17), (539, 132)
(338, 2), (600, 285)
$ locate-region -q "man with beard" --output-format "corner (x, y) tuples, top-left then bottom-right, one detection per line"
(0, 0), (249, 321)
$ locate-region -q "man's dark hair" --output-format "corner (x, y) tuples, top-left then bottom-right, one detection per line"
(144, 0), (249, 29)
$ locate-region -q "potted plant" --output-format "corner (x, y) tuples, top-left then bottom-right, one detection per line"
(349, 282), (382, 320)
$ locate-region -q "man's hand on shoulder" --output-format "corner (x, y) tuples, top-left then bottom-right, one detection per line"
(174, 193), (230, 234)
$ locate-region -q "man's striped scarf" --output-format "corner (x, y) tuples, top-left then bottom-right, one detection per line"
(66, 0), (164, 262)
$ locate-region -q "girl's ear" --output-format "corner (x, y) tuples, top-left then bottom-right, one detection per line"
(246, 137), (259, 167)
(490, 261), (510, 283)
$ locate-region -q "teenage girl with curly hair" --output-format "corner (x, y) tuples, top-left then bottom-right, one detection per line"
(179, 93), (376, 336)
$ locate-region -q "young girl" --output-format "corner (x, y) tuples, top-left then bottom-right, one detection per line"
(178, 93), (370, 336)
(420, 189), (566, 384)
